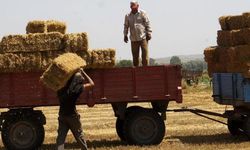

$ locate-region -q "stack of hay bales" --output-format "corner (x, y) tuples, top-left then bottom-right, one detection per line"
(0, 20), (116, 73)
(204, 12), (250, 77)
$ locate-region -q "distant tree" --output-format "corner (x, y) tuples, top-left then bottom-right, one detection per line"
(116, 60), (133, 67)
(149, 58), (159, 66)
(182, 60), (206, 71)
(170, 56), (182, 65)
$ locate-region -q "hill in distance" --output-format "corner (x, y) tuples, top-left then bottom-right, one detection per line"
(155, 54), (204, 64)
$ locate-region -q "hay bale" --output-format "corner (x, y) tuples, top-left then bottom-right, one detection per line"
(219, 16), (228, 30)
(63, 33), (88, 52)
(227, 15), (245, 30)
(217, 30), (233, 46)
(40, 53), (86, 91)
(0, 32), (64, 53)
(76, 51), (92, 66)
(207, 62), (227, 77)
(26, 20), (47, 34)
(204, 46), (216, 62)
(26, 20), (67, 34)
(40, 51), (65, 70)
(41, 50), (92, 70)
(232, 45), (250, 62)
(0, 52), (41, 73)
(243, 12), (250, 28)
(46, 20), (66, 34)
(91, 48), (116, 68)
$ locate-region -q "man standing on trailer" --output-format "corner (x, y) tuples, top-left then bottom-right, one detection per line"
(123, 0), (152, 67)
(56, 68), (94, 150)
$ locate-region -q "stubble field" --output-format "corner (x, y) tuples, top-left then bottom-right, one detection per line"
(0, 85), (250, 150)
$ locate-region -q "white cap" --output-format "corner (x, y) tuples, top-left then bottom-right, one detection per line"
(130, 0), (139, 5)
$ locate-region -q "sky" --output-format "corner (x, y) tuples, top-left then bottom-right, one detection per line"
(0, 0), (250, 60)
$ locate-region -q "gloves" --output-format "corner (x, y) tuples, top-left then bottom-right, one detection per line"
(124, 35), (128, 43)
(146, 34), (152, 41)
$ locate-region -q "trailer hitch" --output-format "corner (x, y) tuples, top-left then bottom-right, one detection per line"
(167, 107), (229, 125)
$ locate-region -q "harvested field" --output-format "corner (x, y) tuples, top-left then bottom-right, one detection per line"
(91, 49), (116, 68)
(0, 32), (64, 53)
(63, 33), (88, 52)
(40, 53), (86, 91)
(0, 85), (247, 150)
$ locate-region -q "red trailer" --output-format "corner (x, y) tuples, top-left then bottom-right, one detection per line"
(0, 65), (182, 150)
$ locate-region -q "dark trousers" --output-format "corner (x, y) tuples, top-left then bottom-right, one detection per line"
(56, 114), (88, 150)
(131, 39), (149, 67)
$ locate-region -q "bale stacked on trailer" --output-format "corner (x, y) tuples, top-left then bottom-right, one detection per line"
(26, 20), (47, 34)
(0, 52), (41, 73)
(63, 33), (88, 52)
(205, 12), (250, 77)
(46, 20), (66, 34)
(0, 32), (64, 53)
(26, 20), (66, 34)
(0, 20), (116, 73)
(91, 49), (116, 68)
(40, 53), (86, 91)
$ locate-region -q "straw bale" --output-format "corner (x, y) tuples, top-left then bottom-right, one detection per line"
(219, 16), (228, 30)
(75, 51), (92, 66)
(241, 28), (250, 44)
(204, 46), (216, 62)
(226, 15), (245, 30)
(0, 52), (41, 73)
(226, 62), (247, 73)
(63, 33), (88, 52)
(0, 32), (64, 53)
(41, 51), (65, 70)
(46, 20), (66, 34)
(207, 62), (227, 77)
(232, 45), (250, 62)
(40, 53), (86, 91)
(217, 30), (233, 46)
(26, 20), (47, 34)
(243, 12), (250, 28)
(91, 48), (116, 68)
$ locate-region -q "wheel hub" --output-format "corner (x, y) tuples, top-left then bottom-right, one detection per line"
(133, 116), (157, 141)
(10, 121), (36, 148)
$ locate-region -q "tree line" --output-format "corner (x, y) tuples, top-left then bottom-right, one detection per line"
(116, 56), (207, 72)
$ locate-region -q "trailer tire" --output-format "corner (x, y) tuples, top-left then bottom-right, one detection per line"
(116, 118), (126, 141)
(1, 117), (44, 150)
(124, 108), (165, 145)
(227, 117), (242, 136)
(243, 117), (250, 138)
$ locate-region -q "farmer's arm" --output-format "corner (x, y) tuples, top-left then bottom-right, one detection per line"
(82, 71), (94, 91)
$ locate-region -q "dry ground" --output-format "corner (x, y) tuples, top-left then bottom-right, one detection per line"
(1, 85), (250, 150)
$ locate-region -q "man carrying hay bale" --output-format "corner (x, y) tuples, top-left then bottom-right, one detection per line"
(56, 68), (94, 150)
(123, 0), (152, 67)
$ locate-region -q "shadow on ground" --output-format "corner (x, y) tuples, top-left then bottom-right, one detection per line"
(170, 133), (249, 144)
(41, 139), (126, 149)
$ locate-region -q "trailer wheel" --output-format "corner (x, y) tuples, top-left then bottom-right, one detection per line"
(124, 108), (165, 145)
(227, 117), (242, 136)
(116, 118), (126, 141)
(243, 117), (250, 137)
(1, 117), (45, 150)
